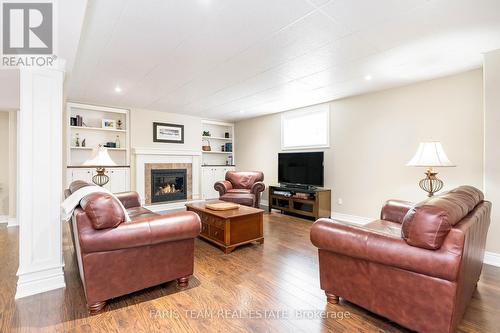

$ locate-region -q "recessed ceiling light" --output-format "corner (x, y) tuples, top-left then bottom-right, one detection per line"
(114, 86), (122, 93)
(364, 75), (373, 81)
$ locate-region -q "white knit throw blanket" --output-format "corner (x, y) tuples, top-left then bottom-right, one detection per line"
(61, 185), (131, 222)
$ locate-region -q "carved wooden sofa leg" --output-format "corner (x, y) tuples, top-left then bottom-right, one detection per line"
(88, 301), (107, 314)
(325, 291), (339, 304)
(177, 276), (191, 289)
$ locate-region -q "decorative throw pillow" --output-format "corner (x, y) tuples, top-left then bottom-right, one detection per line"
(402, 205), (452, 250)
(402, 186), (484, 250)
(80, 193), (125, 230)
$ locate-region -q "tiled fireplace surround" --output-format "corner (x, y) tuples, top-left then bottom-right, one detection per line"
(133, 148), (202, 211)
(145, 163), (192, 205)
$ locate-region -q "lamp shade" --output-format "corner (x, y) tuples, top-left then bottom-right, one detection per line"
(83, 146), (117, 167)
(407, 142), (455, 167)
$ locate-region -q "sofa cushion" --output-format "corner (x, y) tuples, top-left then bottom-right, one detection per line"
(80, 192), (125, 230)
(78, 211), (201, 253)
(114, 191), (141, 209)
(220, 193), (255, 207)
(227, 189), (251, 194)
(226, 171), (264, 189)
(423, 186), (484, 225)
(364, 219), (403, 237)
(402, 186), (484, 250)
(127, 206), (159, 220)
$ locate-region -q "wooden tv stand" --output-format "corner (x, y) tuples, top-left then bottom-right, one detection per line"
(268, 185), (331, 220)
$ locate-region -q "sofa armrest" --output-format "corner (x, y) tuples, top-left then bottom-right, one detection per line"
(214, 180), (233, 195)
(380, 199), (414, 223)
(79, 211), (201, 253)
(250, 181), (266, 195)
(310, 218), (463, 281)
(114, 191), (141, 209)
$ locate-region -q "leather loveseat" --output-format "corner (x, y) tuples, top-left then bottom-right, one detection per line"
(65, 181), (201, 313)
(214, 171), (265, 208)
(310, 186), (491, 333)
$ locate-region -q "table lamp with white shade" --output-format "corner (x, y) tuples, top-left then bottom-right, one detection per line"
(83, 145), (117, 186)
(406, 142), (456, 197)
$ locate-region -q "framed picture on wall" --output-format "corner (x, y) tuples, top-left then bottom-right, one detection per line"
(153, 122), (184, 143)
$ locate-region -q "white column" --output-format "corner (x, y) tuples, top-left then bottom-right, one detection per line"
(484, 49), (500, 260)
(15, 65), (66, 299)
(8, 110), (18, 227)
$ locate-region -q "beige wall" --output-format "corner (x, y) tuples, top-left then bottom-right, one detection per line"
(236, 69), (484, 234)
(130, 108), (202, 151)
(0, 112), (9, 216)
(129, 108), (202, 189)
(484, 50), (500, 254)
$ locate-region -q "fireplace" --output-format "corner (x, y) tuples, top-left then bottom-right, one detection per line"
(151, 169), (187, 203)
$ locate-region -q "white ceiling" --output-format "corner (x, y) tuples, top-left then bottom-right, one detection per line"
(0, 0), (87, 110)
(67, 0), (500, 121)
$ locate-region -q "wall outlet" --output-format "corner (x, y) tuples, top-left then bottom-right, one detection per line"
(337, 198), (343, 205)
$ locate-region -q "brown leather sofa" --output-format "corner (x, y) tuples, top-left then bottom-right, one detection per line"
(65, 181), (201, 313)
(214, 171), (265, 208)
(310, 186), (491, 333)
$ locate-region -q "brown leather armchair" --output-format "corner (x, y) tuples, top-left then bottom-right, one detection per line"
(214, 171), (265, 208)
(65, 181), (201, 314)
(311, 186), (491, 333)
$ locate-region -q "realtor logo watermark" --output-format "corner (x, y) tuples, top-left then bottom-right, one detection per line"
(1, 1), (56, 67)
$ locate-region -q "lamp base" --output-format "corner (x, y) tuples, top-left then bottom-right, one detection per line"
(92, 167), (109, 187)
(419, 168), (443, 197)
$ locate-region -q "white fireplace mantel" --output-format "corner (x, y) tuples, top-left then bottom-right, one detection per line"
(133, 148), (202, 211)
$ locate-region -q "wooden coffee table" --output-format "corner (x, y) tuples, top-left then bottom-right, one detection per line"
(186, 200), (264, 254)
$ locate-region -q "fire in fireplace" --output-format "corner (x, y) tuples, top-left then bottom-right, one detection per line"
(151, 169), (187, 203)
(156, 184), (179, 195)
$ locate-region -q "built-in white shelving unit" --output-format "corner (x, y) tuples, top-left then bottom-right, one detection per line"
(69, 125), (126, 133)
(202, 151), (233, 154)
(201, 119), (235, 166)
(65, 102), (131, 192)
(66, 102), (130, 166)
(70, 147), (127, 151)
(202, 136), (232, 141)
(200, 120), (236, 199)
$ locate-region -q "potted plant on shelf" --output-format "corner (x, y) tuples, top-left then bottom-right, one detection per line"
(202, 131), (211, 137)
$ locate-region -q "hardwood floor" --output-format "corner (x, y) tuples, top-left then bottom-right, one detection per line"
(1, 212), (500, 333)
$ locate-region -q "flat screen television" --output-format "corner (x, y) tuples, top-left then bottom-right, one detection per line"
(278, 152), (324, 187)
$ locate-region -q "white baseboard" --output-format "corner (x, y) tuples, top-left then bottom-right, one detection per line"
(331, 212), (374, 225)
(15, 266), (66, 299)
(7, 217), (18, 227)
(0, 215), (7, 224)
(260, 199), (269, 210)
(484, 251), (500, 267)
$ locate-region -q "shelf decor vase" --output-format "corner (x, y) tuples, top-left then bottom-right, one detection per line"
(202, 139), (211, 151)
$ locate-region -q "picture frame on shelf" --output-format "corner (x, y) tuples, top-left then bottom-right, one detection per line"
(102, 119), (116, 129)
(153, 122), (184, 143)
